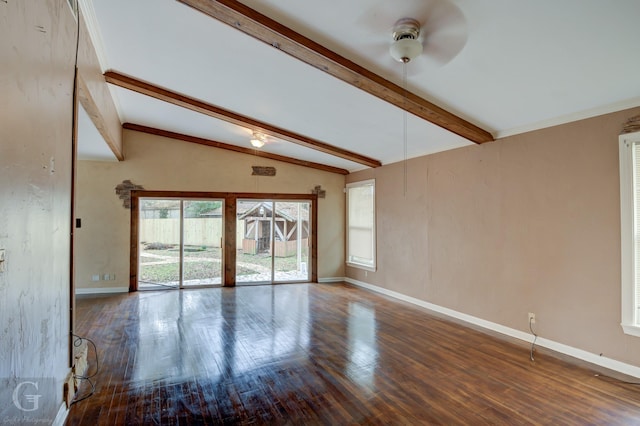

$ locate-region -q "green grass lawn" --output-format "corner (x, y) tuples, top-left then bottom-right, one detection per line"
(140, 245), (306, 283)
(140, 260), (257, 282)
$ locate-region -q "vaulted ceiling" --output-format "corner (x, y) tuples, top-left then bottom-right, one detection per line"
(78, 0), (640, 173)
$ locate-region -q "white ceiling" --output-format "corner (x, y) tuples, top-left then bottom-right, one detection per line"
(77, 102), (118, 161)
(79, 0), (640, 172)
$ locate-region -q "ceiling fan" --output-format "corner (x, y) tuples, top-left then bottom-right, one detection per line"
(248, 129), (286, 149)
(389, 18), (423, 64)
(251, 130), (280, 148)
(358, 0), (468, 73)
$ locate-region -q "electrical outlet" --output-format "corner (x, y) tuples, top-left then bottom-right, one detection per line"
(91, 274), (100, 282)
(528, 312), (536, 324)
(103, 273), (110, 281)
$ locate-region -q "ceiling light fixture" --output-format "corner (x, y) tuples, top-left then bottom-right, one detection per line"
(250, 131), (266, 148)
(389, 18), (423, 63)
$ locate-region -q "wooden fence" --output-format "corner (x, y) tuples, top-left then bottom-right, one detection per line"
(140, 218), (245, 249)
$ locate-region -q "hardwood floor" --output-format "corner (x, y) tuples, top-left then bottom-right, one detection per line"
(67, 283), (640, 425)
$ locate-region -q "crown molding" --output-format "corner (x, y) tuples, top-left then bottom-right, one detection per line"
(78, 0), (109, 72)
(495, 97), (640, 139)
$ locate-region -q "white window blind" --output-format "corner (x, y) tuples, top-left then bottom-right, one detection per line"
(619, 131), (640, 337)
(633, 143), (640, 323)
(346, 180), (376, 271)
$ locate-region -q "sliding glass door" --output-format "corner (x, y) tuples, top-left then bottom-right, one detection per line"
(138, 199), (182, 289)
(273, 201), (310, 282)
(236, 200), (273, 284)
(138, 198), (224, 290)
(131, 192), (316, 290)
(236, 200), (311, 284)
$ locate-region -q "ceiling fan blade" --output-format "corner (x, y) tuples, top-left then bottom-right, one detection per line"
(420, 2), (468, 65)
(357, 0), (468, 66)
(357, 0), (438, 35)
(360, 41), (391, 58)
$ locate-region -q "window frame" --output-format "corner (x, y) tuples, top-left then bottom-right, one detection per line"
(346, 179), (377, 272)
(619, 131), (640, 337)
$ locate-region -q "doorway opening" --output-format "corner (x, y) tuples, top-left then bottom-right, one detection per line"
(236, 200), (311, 285)
(130, 191), (317, 291)
(138, 198), (224, 290)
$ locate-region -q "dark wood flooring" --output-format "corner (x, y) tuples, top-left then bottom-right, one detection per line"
(66, 283), (640, 425)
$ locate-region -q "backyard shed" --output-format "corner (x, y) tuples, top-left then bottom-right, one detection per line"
(238, 202), (309, 257)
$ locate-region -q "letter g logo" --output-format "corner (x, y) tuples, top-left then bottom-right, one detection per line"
(12, 381), (41, 412)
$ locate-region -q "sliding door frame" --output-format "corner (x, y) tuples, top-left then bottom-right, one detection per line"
(130, 190), (318, 291)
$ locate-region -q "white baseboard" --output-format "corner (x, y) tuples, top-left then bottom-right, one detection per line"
(317, 277), (345, 283)
(52, 402), (68, 426)
(344, 277), (640, 379)
(75, 286), (129, 295)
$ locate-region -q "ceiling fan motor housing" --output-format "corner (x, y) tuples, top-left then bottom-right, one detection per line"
(390, 18), (423, 63)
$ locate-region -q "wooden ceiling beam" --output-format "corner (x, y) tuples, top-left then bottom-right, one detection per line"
(177, 0), (494, 144)
(123, 123), (350, 175)
(105, 71), (381, 168)
(77, 73), (124, 160)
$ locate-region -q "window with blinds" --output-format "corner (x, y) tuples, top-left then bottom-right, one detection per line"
(619, 131), (640, 337)
(634, 143), (640, 324)
(346, 180), (376, 271)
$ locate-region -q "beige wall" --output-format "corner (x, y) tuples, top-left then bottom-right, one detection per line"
(0, 0), (76, 418)
(75, 130), (345, 289)
(347, 107), (640, 368)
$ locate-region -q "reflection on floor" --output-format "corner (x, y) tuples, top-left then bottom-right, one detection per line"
(67, 284), (640, 424)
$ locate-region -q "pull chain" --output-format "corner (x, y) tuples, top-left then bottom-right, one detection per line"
(402, 61), (408, 196)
